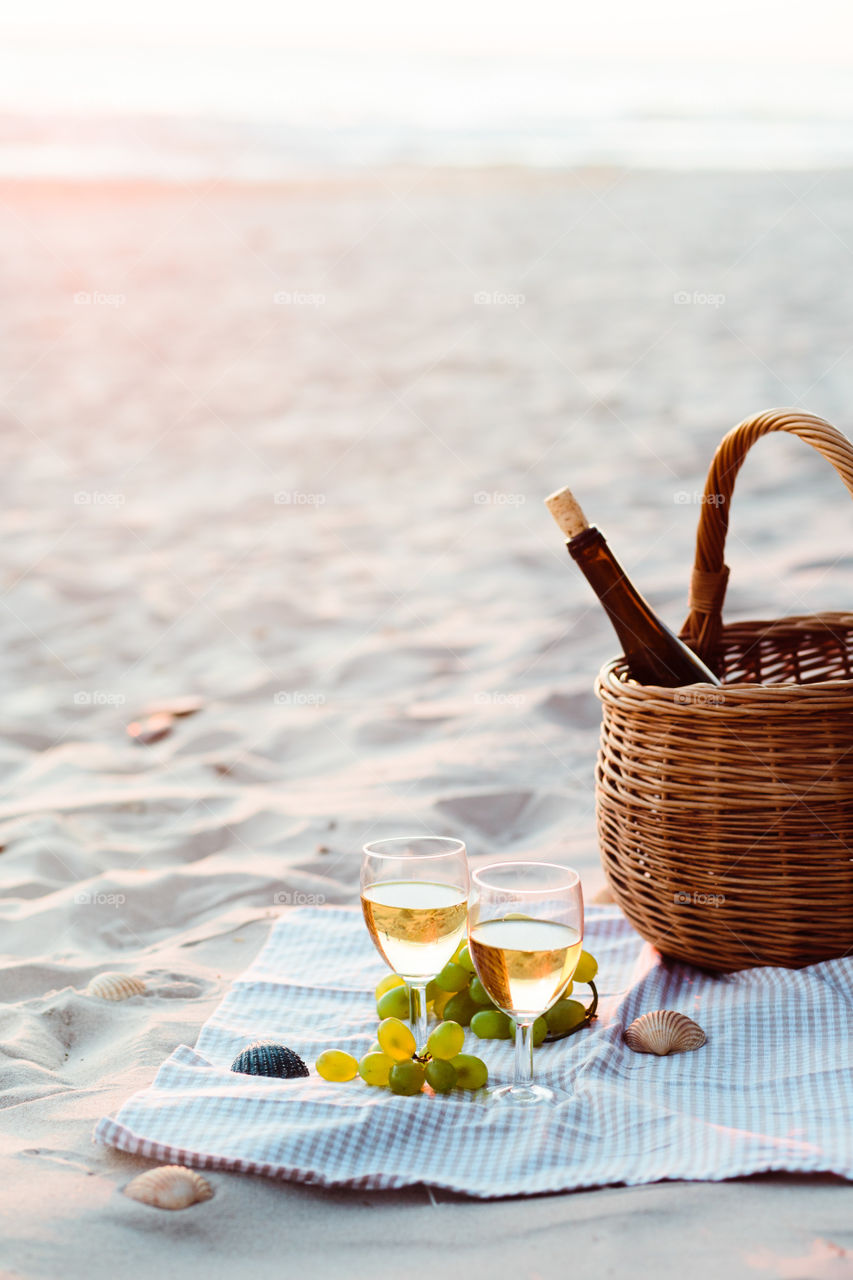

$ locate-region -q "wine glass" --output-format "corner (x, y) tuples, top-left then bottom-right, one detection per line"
(361, 836), (469, 1050)
(468, 861), (583, 1104)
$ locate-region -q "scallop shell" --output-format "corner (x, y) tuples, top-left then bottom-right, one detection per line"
(124, 1166), (213, 1211)
(85, 972), (146, 1001)
(623, 1010), (706, 1056)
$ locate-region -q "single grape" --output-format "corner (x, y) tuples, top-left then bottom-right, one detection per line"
(468, 977), (494, 1007)
(425, 979), (438, 1003)
(532, 1016), (548, 1047)
(377, 1017), (417, 1062)
(545, 998), (587, 1036)
(451, 1053), (488, 1090)
(434, 961), (469, 992)
(375, 972), (405, 1001)
(573, 951), (598, 984)
(427, 1020), (465, 1060)
(316, 1050), (358, 1082)
(389, 1060), (425, 1096)
(377, 984), (410, 1021)
(358, 1052), (393, 1087)
(432, 987), (452, 1019)
(470, 1009), (512, 1040)
(425, 1059), (457, 1093)
(442, 991), (478, 1027)
(456, 943), (477, 974)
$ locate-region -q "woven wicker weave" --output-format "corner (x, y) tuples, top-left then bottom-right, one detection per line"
(595, 408), (853, 971)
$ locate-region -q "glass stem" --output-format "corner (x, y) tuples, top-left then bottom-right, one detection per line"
(513, 1019), (534, 1090)
(409, 982), (429, 1050)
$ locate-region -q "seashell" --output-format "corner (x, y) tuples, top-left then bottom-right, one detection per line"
(124, 1165), (213, 1210)
(142, 696), (204, 719)
(231, 1041), (309, 1079)
(127, 712), (174, 745)
(85, 972), (146, 1001)
(623, 1010), (706, 1056)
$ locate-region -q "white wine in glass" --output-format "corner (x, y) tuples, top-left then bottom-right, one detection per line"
(361, 837), (469, 1049)
(468, 861), (583, 1104)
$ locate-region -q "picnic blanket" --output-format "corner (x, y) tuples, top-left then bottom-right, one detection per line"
(95, 904), (853, 1198)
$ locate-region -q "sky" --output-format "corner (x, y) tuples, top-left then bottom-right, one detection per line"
(2, 0), (853, 62)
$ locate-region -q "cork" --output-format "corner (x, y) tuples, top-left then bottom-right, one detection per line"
(544, 486), (590, 540)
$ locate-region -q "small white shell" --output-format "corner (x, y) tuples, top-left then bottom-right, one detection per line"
(85, 972), (146, 1001)
(127, 712), (174, 745)
(124, 1166), (213, 1210)
(624, 1010), (706, 1056)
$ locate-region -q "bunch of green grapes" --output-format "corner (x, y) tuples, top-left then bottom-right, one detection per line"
(316, 1016), (488, 1094)
(315, 940), (599, 1090)
(373, 938), (600, 1045)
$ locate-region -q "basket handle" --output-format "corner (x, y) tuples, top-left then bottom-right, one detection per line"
(680, 408), (853, 662)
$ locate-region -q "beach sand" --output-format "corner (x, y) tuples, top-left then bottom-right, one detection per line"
(0, 167), (852, 1278)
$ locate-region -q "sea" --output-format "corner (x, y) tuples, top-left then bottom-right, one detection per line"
(2, 43), (853, 179)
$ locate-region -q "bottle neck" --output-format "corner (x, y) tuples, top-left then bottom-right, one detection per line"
(567, 526), (653, 622)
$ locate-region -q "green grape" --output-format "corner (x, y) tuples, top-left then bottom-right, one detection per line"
(456, 943), (477, 974)
(316, 1049), (358, 1082)
(377, 985), (410, 1021)
(434, 961), (468, 992)
(427, 1020), (465, 1060)
(468, 977), (494, 1007)
(451, 938), (468, 963)
(451, 1053), (488, 1090)
(425, 979), (439, 1003)
(377, 1017), (416, 1062)
(425, 1059), (457, 1093)
(374, 972), (405, 1001)
(368, 1041), (382, 1054)
(573, 951), (598, 984)
(432, 987), (452, 1019)
(442, 991), (478, 1027)
(532, 1016), (548, 1047)
(358, 1052), (393, 1087)
(470, 1009), (512, 1040)
(545, 998), (587, 1036)
(389, 1060), (425, 1096)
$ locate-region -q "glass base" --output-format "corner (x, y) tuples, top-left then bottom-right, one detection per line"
(486, 1082), (569, 1106)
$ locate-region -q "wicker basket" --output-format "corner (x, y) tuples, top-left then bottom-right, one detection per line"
(595, 408), (853, 971)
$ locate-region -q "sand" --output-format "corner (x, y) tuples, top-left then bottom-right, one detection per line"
(0, 167), (852, 1278)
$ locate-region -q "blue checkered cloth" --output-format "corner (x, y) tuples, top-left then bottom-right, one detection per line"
(95, 905), (853, 1197)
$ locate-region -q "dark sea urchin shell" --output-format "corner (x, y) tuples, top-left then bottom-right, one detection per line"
(231, 1042), (309, 1079)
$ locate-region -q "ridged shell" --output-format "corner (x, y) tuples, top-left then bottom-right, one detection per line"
(85, 972), (146, 1001)
(124, 1166), (213, 1210)
(231, 1041), (309, 1079)
(624, 1010), (706, 1056)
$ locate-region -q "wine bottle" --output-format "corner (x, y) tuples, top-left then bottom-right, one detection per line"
(545, 486), (720, 687)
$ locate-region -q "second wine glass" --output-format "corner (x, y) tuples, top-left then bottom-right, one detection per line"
(361, 836), (469, 1049)
(468, 861), (583, 1104)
